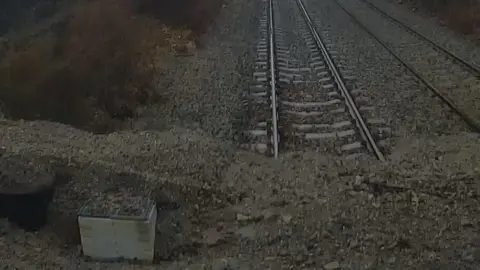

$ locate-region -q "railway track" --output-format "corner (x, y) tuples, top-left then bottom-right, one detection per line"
(241, 0), (387, 161)
(332, 0), (480, 133)
(359, 0), (480, 78)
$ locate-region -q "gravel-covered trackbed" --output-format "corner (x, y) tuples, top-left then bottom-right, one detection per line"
(335, 0), (480, 133)
(360, 0), (480, 78)
(241, 0), (390, 160)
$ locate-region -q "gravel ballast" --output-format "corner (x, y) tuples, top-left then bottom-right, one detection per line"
(302, 0), (469, 144)
(132, 0), (261, 144)
(1, 120), (480, 269)
(370, 0), (480, 67)
(338, 0), (480, 126)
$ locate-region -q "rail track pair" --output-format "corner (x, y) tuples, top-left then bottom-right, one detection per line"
(242, 0), (480, 161)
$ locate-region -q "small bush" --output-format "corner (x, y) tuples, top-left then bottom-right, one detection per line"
(136, 0), (224, 35)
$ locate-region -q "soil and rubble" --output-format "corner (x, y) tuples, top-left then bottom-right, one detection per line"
(1, 0), (480, 269)
(2, 120), (480, 269)
(0, 154), (54, 192)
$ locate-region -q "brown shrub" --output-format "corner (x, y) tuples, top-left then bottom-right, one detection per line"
(0, 34), (85, 124)
(441, 1), (480, 36)
(0, 0), (224, 132)
(412, 0), (480, 38)
(136, 0), (224, 35)
(62, 0), (159, 119)
(0, 0), (165, 132)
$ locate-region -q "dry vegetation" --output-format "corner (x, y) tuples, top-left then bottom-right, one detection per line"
(137, 0), (225, 35)
(0, 0), (223, 132)
(407, 0), (480, 39)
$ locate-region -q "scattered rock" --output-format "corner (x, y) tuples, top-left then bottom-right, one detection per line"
(203, 227), (226, 247)
(295, 254), (306, 263)
(236, 213), (251, 222)
(281, 214), (293, 224)
(250, 209), (266, 222)
(317, 198), (328, 205)
(324, 261), (340, 269)
(461, 217), (474, 227)
(363, 256), (376, 269)
(236, 225), (256, 240)
(184, 263), (208, 270)
(463, 248), (475, 262)
(354, 175), (363, 188)
(211, 259), (229, 270)
(271, 200), (288, 207)
(386, 256), (396, 264)
(210, 257), (241, 270)
(166, 262), (190, 270)
(262, 209), (278, 221)
(349, 239), (359, 248)
(348, 190), (357, 196)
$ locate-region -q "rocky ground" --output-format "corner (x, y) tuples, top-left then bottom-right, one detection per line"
(2, 121), (480, 269)
(302, 0), (470, 149)
(1, 0), (480, 269)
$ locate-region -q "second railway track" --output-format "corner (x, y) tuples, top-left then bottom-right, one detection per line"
(241, 0), (388, 161)
(359, 0), (480, 78)
(333, 0), (480, 132)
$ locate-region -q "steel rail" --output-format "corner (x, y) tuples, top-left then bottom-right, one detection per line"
(360, 0), (480, 78)
(332, 0), (480, 133)
(268, 0), (280, 159)
(296, 0), (386, 162)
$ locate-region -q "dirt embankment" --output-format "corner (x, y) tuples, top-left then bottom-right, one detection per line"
(0, 0), (224, 133)
(402, 0), (480, 40)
